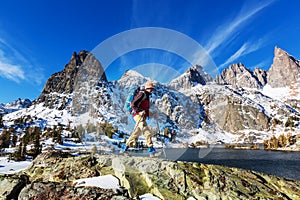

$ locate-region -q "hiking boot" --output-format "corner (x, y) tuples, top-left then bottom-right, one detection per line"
(148, 146), (156, 153)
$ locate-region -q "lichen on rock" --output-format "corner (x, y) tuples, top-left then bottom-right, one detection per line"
(0, 149), (299, 199)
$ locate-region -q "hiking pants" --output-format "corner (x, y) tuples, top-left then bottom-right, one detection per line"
(126, 115), (153, 148)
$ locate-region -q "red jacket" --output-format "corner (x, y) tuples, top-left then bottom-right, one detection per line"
(131, 90), (150, 118)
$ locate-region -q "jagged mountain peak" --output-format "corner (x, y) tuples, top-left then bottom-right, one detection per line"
(122, 70), (145, 79)
(222, 63), (250, 76)
(274, 46), (295, 59)
(0, 98), (32, 114)
(38, 50), (90, 99)
(254, 68), (268, 86)
(193, 65), (213, 82)
(169, 65), (207, 90)
(267, 46), (300, 88)
(118, 70), (150, 88)
(70, 50), (89, 67)
(37, 50), (107, 112)
(215, 46), (300, 89)
(216, 63), (263, 89)
(2, 46), (300, 147)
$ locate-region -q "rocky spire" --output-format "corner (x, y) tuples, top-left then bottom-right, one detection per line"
(216, 63), (263, 89)
(37, 51), (108, 111)
(38, 51), (88, 102)
(267, 46), (300, 88)
(254, 68), (268, 86)
(117, 70), (149, 88)
(169, 65), (207, 90)
(71, 52), (108, 115)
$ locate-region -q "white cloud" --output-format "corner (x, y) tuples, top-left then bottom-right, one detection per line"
(0, 61), (25, 83)
(219, 39), (264, 68)
(0, 35), (44, 84)
(205, 0), (275, 56)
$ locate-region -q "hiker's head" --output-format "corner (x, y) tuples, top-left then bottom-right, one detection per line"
(145, 82), (154, 93)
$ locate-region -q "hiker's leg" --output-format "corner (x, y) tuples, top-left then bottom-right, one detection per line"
(143, 124), (153, 147)
(126, 115), (143, 147)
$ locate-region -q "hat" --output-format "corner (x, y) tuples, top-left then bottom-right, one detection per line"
(145, 82), (154, 90)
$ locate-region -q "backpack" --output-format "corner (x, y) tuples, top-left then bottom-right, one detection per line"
(124, 85), (140, 114)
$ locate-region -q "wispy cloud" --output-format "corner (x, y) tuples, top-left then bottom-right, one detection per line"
(204, 0), (275, 56)
(0, 45), (25, 83)
(219, 39), (265, 68)
(0, 35), (44, 84)
(0, 61), (25, 83)
(249, 59), (271, 70)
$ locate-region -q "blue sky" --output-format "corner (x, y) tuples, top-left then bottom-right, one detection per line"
(0, 0), (299, 103)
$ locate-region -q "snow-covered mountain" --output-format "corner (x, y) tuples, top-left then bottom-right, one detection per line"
(1, 46), (300, 147)
(0, 98), (32, 114)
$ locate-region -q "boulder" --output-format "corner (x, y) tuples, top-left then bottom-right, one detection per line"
(1, 150), (299, 199)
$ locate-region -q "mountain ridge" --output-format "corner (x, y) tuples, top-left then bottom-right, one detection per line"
(1, 46), (300, 147)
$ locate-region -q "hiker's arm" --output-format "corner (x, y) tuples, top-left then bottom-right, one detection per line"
(131, 91), (145, 113)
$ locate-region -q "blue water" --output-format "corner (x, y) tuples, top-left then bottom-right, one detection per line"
(123, 147), (300, 181)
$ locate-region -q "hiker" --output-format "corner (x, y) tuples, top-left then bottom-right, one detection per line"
(123, 82), (156, 153)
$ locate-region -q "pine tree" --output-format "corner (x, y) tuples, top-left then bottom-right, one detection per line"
(86, 122), (95, 133)
(278, 134), (287, 147)
(103, 122), (114, 139)
(270, 135), (278, 149)
(11, 133), (18, 148)
(285, 117), (294, 128)
(55, 126), (63, 145)
(13, 142), (23, 161)
(32, 127), (42, 158)
(263, 139), (269, 149)
(52, 125), (57, 138)
(13, 140), (26, 161)
(0, 129), (10, 148)
(0, 114), (3, 128)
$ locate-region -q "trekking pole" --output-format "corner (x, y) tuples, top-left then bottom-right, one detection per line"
(156, 119), (166, 158)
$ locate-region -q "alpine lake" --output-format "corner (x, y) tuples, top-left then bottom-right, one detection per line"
(119, 145), (300, 181)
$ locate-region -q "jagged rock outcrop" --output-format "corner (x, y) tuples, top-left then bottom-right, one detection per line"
(10, 98), (32, 109)
(18, 181), (126, 200)
(169, 65), (208, 90)
(36, 51), (89, 110)
(38, 51), (88, 100)
(71, 51), (108, 115)
(118, 70), (149, 88)
(194, 64), (213, 83)
(1, 150), (299, 199)
(216, 63), (263, 89)
(254, 68), (268, 86)
(3, 46), (300, 144)
(199, 85), (270, 134)
(0, 98), (32, 114)
(216, 47), (300, 89)
(268, 46), (300, 88)
(0, 174), (29, 200)
(153, 84), (201, 130)
(36, 50), (109, 115)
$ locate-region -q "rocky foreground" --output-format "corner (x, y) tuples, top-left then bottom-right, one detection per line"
(1, 149), (299, 200)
